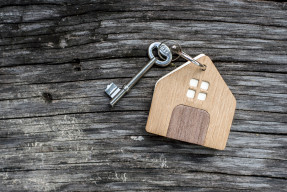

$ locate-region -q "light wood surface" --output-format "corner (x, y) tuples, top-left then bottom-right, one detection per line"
(146, 55), (237, 150)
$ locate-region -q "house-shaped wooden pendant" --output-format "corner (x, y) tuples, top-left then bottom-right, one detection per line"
(146, 54), (236, 150)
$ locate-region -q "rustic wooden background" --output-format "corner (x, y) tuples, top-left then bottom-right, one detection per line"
(0, 0), (286, 191)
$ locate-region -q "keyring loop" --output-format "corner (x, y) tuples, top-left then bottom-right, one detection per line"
(148, 42), (172, 67)
(158, 40), (182, 62)
(159, 40), (207, 71)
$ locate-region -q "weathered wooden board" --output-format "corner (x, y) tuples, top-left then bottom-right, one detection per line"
(0, 0), (286, 191)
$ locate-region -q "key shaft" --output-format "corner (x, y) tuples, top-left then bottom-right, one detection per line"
(110, 57), (156, 107)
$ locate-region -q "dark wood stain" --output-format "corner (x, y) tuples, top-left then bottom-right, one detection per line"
(167, 105), (210, 145)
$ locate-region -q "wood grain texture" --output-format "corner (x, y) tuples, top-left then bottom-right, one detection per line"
(167, 105), (210, 145)
(0, 0), (286, 191)
(146, 55), (236, 150)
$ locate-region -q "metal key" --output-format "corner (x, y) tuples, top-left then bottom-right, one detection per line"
(105, 42), (172, 107)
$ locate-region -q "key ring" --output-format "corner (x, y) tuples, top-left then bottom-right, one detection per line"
(148, 42), (172, 66)
(158, 40), (207, 71)
(158, 40), (181, 62)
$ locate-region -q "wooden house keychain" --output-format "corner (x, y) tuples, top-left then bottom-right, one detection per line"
(146, 41), (236, 150)
(105, 41), (236, 150)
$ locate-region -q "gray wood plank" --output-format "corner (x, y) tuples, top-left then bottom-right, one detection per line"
(0, 0), (286, 191)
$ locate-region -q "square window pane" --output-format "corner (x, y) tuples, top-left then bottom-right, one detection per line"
(200, 81), (209, 91)
(198, 92), (207, 100)
(186, 89), (195, 98)
(190, 79), (199, 87)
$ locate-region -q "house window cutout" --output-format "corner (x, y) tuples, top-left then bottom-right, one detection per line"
(198, 92), (207, 101)
(200, 81), (209, 91)
(186, 89), (195, 98)
(190, 79), (199, 88)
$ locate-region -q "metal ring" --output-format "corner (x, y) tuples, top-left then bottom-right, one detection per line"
(159, 40), (207, 71)
(148, 42), (172, 67)
(158, 40), (182, 62)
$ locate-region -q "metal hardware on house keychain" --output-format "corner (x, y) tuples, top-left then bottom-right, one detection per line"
(158, 41), (207, 71)
(105, 42), (173, 107)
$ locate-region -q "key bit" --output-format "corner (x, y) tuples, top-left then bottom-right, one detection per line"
(105, 83), (121, 99)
